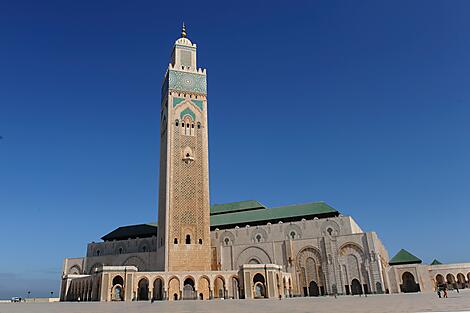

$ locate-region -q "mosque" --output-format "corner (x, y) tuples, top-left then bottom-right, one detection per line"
(60, 26), (470, 302)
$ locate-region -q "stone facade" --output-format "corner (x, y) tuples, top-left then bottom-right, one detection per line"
(59, 26), (470, 302)
(212, 216), (390, 296)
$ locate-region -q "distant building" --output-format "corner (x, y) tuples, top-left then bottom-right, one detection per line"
(60, 25), (470, 302)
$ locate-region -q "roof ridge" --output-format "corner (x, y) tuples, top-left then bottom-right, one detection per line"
(270, 201), (328, 209)
(212, 199), (264, 206)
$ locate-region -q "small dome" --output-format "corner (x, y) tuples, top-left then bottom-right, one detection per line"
(175, 37), (193, 46)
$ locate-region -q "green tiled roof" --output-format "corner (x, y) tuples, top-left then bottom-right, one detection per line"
(389, 249), (422, 265)
(102, 200), (340, 240)
(431, 259), (443, 265)
(210, 200), (266, 215)
(210, 201), (338, 229)
(102, 223), (157, 241)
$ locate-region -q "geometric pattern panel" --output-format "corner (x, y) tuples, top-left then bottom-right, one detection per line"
(169, 70), (207, 94)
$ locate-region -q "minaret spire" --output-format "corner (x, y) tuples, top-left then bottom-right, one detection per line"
(181, 22), (187, 38)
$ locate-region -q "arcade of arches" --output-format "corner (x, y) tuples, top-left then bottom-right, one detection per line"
(60, 27), (470, 303)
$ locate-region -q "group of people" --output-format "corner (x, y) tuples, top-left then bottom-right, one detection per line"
(437, 284), (459, 298)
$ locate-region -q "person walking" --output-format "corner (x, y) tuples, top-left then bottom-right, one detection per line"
(437, 287), (441, 298)
(443, 287), (448, 298)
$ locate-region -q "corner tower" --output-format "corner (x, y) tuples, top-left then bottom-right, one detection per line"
(157, 25), (211, 271)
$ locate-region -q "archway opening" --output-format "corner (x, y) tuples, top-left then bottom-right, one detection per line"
(351, 279), (363, 295)
(112, 276), (124, 301)
(435, 274), (445, 289)
(457, 273), (466, 289)
(376, 282), (383, 294)
(446, 274), (456, 289)
(308, 281), (320, 296)
(253, 274), (266, 299)
(183, 277), (196, 300)
(198, 276), (210, 300)
(231, 276), (240, 299)
(401, 272), (420, 293)
(214, 276), (225, 299)
(168, 277), (180, 301)
(153, 278), (164, 300)
(137, 278), (149, 301)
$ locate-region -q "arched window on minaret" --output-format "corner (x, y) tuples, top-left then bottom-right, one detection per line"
(185, 234), (191, 244)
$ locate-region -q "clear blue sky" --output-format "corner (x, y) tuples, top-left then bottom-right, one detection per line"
(1, 0), (469, 299)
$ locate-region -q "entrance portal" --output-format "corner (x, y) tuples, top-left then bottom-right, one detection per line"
(351, 279), (363, 295)
(183, 278), (196, 300)
(308, 281), (320, 296)
(402, 272), (420, 293)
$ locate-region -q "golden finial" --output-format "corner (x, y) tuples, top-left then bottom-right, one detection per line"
(181, 22), (187, 38)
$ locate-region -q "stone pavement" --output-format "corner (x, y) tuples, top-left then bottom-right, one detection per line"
(1, 290), (470, 313)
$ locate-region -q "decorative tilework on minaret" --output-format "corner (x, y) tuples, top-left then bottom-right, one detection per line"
(157, 25), (212, 271)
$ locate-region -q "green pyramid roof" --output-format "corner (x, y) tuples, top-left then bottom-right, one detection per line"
(389, 249), (422, 265)
(431, 259), (443, 265)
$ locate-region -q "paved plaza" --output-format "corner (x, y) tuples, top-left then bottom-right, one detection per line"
(2, 291), (470, 313)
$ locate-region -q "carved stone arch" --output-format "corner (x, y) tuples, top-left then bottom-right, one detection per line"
(181, 225), (196, 244)
(295, 246), (323, 270)
(151, 275), (165, 287)
(339, 242), (364, 258)
(321, 219), (341, 237)
(122, 256), (146, 271)
(285, 224), (302, 240)
(251, 227), (268, 243)
(138, 239), (151, 253)
(93, 246), (102, 256)
(115, 243), (127, 255)
(220, 231), (235, 245)
(197, 275), (211, 300)
(295, 246), (325, 296)
(69, 265), (82, 275)
(235, 246), (272, 267)
(340, 243), (368, 287)
(183, 275), (196, 285)
(87, 263), (102, 274)
(135, 275), (150, 287)
(167, 276), (181, 301)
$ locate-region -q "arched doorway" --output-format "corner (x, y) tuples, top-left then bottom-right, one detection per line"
(112, 276), (124, 301)
(308, 281), (320, 296)
(198, 276), (210, 300)
(446, 274), (456, 289)
(214, 276), (225, 299)
(457, 273), (466, 289)
(253, 273), (266, 299)
(137, 278), (149, 301)
(401, 272), (420, 293)
(153, 278), (164, 300)
(231, 276), (240, 299)
(435, 274), (445, 289)
(183, 277), (196, 300)
(351, 279), (363, 295)
(168, 277), (180, 301)
(376, 282), (383, 294)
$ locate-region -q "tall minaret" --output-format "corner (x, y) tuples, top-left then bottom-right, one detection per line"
(157, 24), (211, 271)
